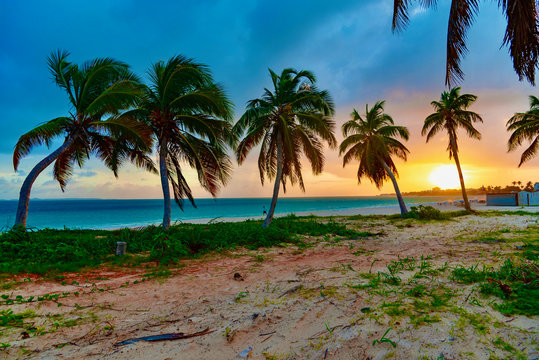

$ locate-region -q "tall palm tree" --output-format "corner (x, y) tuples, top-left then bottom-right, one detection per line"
(392, 0), (538, 86)
(339, 101), (410, 216)
(134, 55), (234, 230)
(233, 68), (336, 227)
(13, 51), (155, 227)
(507, 95), (539, 166)
(422, 87), (483, 211)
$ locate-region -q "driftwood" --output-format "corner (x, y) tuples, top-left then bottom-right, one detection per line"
(114, 327), (213, 347)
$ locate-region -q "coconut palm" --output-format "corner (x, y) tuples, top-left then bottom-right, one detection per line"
(134, 55), (234, 230)
(234, 68), (336, 227)
(507, 95), (539, 166)
(422, 87), (483, 211)
(13, 50), (155, 227)
(339, 101), (410, 216)
(392, 0), (538, 86)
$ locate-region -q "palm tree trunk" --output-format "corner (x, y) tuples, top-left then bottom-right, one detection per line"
(450, 138), (471, 211)
(159, 143), (171, 231)
(381, 160), (408, 216)
(262, 138), (283, 228)
(14, 139), (73, 227)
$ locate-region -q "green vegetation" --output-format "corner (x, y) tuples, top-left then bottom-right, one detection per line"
(422, 87), (483, 211)
(372, 328), (397, 348)
(451, 251), (538, 316)
(233, 68), (336, 228)
(136, 55), (234, 230)
(0, 215), (360, 274)
(339, 100), (410, 216)
(12, 51), (154, 228)
(392, 0), (538, 87)
(403, 205), (447, 220)
(506, 95), (539, 166)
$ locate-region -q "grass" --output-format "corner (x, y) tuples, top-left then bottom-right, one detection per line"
(450, 247), (538, 316)
(0, 215), (362, 274)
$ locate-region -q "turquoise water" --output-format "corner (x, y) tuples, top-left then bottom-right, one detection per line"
(0, 196), (467, 230)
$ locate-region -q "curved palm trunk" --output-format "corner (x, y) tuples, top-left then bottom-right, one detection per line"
(381, 160), (408, 217)
(262, 138), (283, 228)
(14, 139), (73, 227)
(450, 138), (471, 212)
(159, 143), (172, 231)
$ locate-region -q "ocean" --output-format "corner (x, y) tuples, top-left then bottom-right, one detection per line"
(0, 196), (468, 230)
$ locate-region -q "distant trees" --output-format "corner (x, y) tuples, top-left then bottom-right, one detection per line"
(339, 101), (409, 216)
(391, 0), (538, 86)
(507, 95), (539, 166)
(422, 87), (483, 211)
(13, 51), (154, 227)
(233, 68), (336, 227)
(134, 56), (235, 230)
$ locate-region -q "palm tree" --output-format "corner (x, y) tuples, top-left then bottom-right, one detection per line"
(134, 55), (234, 230)
(392, 0), (538, 86)
(339, 101), (410, 216)
(13, 51), (155, 227)
(233, 68), (336, 227)
(507, 95), (539, 166)
(422, 87), (483, 211)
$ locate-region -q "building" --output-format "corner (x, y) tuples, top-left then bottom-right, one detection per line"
(486, 182), (539, 206)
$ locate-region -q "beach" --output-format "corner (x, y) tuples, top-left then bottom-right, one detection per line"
(185, 201), (539, 224)
(0, 207), (537, 359)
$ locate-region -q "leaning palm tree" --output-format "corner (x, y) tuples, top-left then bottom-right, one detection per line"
(339, 101), (409, 216)
(234, 68), (336, 227)
(13, 50), (155, 227)
(134, 55), (234, 230)
(507, 95), (539, 166)
(422, 87), (483, 211)
(392, 0), (538, 86)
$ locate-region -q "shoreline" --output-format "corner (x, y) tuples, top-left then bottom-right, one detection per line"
(123, 202), (538, 228)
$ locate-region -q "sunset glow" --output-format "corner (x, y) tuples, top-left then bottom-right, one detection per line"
(428, 165), (462, 190)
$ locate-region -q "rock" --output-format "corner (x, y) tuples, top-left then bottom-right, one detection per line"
(233, 273), (244, 281)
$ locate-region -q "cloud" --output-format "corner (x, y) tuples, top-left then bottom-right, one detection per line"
(77, 171), (97, 178)
(0, 0), (536, 199)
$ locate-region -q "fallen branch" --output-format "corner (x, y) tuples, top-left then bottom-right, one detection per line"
(114, 327), (213, 346)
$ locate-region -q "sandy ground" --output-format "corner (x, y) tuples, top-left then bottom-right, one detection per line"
(0, 207), (538, 359)
(182, 202), (539, 224)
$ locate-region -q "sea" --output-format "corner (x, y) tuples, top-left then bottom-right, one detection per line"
(0, 196), (474, 230)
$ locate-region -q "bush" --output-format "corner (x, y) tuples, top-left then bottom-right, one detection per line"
(404, 205), (445, 220)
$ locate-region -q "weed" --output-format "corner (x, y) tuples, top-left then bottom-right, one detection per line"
(235, 291), (249, 303)
(372, 328), (397, 348)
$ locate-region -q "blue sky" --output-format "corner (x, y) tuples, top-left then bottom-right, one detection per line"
(0, 0), (536, 199)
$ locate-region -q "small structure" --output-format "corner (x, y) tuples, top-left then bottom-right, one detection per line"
(487, 182), (539, 206)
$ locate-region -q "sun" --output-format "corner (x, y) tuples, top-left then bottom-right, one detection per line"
(428, 165), (462, 190)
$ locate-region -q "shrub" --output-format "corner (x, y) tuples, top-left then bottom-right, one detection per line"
(404, 205), (445, 220)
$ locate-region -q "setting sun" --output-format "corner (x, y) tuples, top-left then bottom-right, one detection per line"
(428, 165), (463, 189)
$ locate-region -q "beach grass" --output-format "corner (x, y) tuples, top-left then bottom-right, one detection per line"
(0, 214), (363, 274)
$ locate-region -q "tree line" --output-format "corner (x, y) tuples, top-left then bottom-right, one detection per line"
(12, 52), (538, 229)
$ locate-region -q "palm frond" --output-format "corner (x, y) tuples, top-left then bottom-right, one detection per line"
(13, 117), (71, 170)
(499, 0), (539, 85)
(445, 0), (479, 85)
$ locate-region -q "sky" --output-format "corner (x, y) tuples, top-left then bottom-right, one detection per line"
(0, 0), (537, 200)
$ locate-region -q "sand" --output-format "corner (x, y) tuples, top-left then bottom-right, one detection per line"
(0, 207), (537, 359)
(183, 202), (539, 224)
